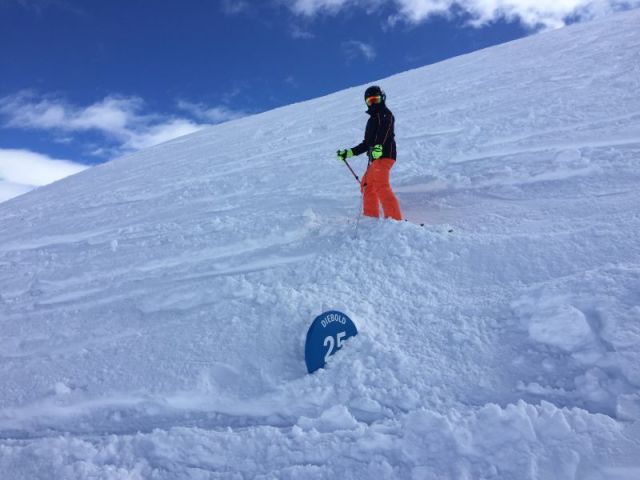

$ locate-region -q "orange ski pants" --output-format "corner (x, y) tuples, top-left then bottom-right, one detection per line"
(361, 158), (402, 220)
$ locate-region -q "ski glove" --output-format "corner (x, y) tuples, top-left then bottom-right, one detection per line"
(371, 144), (383, 160)
(336, 149), (353, 162)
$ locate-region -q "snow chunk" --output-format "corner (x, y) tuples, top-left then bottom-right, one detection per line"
(54, 382), (73, 396)
(296, 405), (360, 433)
(529, 302), (595, 352)
(514, 293), (598, 354)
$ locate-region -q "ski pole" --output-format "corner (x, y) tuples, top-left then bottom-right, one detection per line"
(343, 159), (360, 184)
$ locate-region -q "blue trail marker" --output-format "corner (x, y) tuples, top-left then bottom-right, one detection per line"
(305, 311), (358, 374)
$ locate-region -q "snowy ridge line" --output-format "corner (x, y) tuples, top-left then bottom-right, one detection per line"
(1, 399), (637, 480)
(0, 380), (395, 440)
(450, 137), (640, 164)
(479, 112), (640, 147)
(0, 379), (625, 441)
(0, 228), (115, 253)
(26, 253), (315, 310)
(395, 164), (601, 194)
(403, 112), (640, 151)
(0, 220), (323, 310)
(0, 329), (140, 361)
(0, 401), (301, 441)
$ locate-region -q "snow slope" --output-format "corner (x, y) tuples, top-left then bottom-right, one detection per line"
(1, 10), (640, 479)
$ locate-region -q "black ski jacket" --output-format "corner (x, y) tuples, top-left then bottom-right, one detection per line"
(351, 103), (396, 160)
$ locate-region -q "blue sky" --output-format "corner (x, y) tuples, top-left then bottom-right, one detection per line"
(0, 0), (638, 200)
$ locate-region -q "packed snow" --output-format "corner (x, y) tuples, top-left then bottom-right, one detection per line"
(1, 9), (640, 480)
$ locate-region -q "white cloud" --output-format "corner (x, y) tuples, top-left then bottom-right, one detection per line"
(126, 118), (205, 150)
(0, 0), (86, 16)
(288, 0), (357, 16)
(0, 148), (87, 202)
(285, 75), (300, 88)
(285, 0), (640, 28)
(343, 40), (377, 62)
(220, 0), (250, 15)
(0, 92), (244, 158)
(176, 100), (246, 124)
(15, 95), (137, 135)
(291, 25), (316, 39)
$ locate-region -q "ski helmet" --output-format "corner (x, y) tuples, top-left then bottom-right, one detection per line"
(364, 85), (386, 106)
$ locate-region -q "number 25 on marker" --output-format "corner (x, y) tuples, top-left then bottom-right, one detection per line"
(324, 331), (347, 363)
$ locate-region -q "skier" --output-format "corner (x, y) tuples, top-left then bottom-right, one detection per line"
(337, 85), (402, 221)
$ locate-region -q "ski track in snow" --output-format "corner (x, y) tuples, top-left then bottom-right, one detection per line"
(1, 10), (640, 480)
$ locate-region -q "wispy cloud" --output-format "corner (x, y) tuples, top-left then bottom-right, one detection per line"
(284, 0), (640, 28)
(286, 0), (365, 16)
(0, 148), (87, 202)
(125, 118), (207, 151)
(220, 0), (250, 15)
(291, 25), (316, 39)
(0, 93), (139, 134)
(176, 100), (247, 124)
(0, 92), (245, 158)
(0, 0), (87, 16)
(284, 75), (300, 88)
(342, 40), (377, 62)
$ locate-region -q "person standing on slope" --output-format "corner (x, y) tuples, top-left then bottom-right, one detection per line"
(337, 85), (403, 221)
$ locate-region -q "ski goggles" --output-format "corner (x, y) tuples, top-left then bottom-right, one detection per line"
(365, 95), (383, 106)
